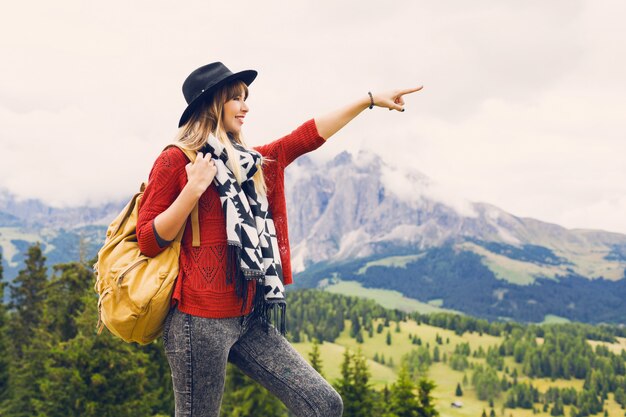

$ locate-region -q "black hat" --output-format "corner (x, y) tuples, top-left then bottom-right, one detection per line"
(178, 62), (257, 127)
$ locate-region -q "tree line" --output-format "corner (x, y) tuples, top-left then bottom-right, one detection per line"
(0, 243), (438, 417)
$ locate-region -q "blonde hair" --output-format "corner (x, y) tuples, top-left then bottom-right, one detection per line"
(176, 80), (267, 196)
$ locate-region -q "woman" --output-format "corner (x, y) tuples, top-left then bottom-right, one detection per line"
(137, 62), (421, 417)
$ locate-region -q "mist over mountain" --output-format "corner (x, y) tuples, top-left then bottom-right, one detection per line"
(2, 151), (625, 323)
(286, 151), (626, 280)
(285, 151), (626, 323)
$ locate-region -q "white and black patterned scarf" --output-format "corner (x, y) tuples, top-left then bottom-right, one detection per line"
(202, 134), (286, 334)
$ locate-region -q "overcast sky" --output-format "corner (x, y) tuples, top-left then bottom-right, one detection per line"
(1, 0), (626, 234)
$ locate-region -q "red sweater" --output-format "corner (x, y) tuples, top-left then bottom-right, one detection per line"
(137, 119), (326, 318)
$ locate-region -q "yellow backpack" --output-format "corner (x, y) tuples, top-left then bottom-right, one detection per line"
(94, 144), (200, 344)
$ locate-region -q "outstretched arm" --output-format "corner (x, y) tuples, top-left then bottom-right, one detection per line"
(314, 87), (423, 140)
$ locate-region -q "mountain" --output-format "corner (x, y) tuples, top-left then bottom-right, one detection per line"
(285, 151), (626, 324)
(2, 150), (626, 323)
(0, 189), (125, 281)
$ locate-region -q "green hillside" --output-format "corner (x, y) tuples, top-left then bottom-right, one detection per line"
(293, 316), (626, 417)
(295, 245), (626, 324)
(2, 243), (626, 417)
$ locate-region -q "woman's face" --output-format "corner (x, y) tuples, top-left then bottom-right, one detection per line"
(221, 88), (249, 135)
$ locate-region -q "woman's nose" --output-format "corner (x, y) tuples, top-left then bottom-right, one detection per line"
(242, 101), (249, 112)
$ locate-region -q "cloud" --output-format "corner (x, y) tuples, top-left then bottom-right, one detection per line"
(1, 0), (626, 234)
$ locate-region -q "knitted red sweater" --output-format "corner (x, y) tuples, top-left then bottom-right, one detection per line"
(137, 119), (325, 318)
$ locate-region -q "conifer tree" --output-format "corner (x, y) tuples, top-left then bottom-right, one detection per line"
(551, 398), (565, 416)
(350, 313), (361, 338)
(336, 349), (355, 412)
(8, 243), (48, 358)
(335, 349), (374, 417)
(417, 378), (438, 417)
(352, 348), (374, 415)
(387, 330), (392, 345)
(455, 382), (463, 396)
(387, 364), (421, 417)
(26, 263), (167, 416)
(309, 338), (324, 377)
(44, 262), (93, 341)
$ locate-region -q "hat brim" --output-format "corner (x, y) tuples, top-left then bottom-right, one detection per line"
(178, 69), (257, 127)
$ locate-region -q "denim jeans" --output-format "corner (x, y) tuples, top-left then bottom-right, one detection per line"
(162, 307), (343, 417)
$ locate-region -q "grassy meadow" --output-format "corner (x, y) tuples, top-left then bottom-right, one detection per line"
(324, 280), (462, 315)
(292, 316), (626, 417)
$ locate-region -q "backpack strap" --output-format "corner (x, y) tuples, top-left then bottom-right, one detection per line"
(164, 144), (201, 247)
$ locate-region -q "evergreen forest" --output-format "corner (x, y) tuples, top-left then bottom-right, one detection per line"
(0, 243), (625, 417)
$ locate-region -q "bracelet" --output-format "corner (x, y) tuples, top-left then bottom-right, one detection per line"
(367, 91), (374, 109)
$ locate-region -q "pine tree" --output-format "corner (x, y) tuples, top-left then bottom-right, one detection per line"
(8, 243), (48, 358)
(417, 378), (438, 417)
(433, 346), (440, 362)
(6, 262), (169, 417)
(309, 338), (324, 377)
(490, 409), (496, 417)
(551, 398), (565, 416)
(336, 349), (355, 414)
(387, 330), (392, 346)
(45, 262), (94, 341)
(350, 314), (361, 338)
(352, 348), (374, 416)
(335, 349), (374, 417)
(2, 244), (49, 416)
(455, 382), (463, 396)
(388, 364), (421, 417)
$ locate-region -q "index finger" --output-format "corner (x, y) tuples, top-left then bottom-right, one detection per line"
(399, 86), (423, 95)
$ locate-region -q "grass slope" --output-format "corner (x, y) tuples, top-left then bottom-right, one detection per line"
(292, 317), (624, 417)
(324, 280), (461, 315)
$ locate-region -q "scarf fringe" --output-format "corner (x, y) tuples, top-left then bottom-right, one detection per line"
(252, 281), (286, 335)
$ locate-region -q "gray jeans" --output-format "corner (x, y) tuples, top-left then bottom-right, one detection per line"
(163, 308), (343, 417)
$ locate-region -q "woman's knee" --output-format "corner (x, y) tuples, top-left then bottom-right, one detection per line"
(321, 387), (343, 417)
